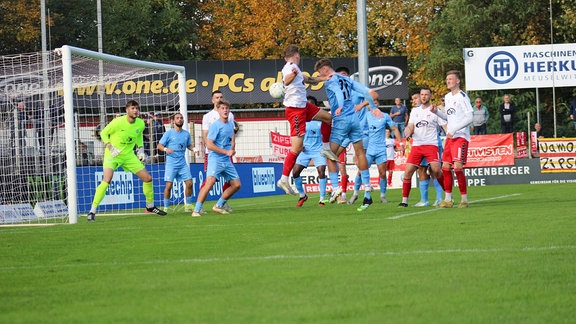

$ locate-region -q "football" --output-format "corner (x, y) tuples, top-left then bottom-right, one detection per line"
(269, 82), (285, 99)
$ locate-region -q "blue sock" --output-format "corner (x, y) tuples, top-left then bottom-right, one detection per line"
(294, 176), (305, 196)
(361, 169), (371, 199)
(185, 196), (194, 205)
(379, 177), (387, 196)
(319, 177), (327, 201)
(354, 174), (362, 192)
(434, 178), (443, 202)
(194, 202), (203, 211)
(163, 198), (170, 209)
(419, 179), (430, 202)
(217, 198), (227, 207)
(329, 171), (340, 191)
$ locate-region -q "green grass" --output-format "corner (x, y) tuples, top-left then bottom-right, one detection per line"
(1, 184), (575, 323)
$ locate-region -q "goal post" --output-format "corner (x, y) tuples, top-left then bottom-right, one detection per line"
(61, 45), (187, 224)
(0, 46), (187, 225)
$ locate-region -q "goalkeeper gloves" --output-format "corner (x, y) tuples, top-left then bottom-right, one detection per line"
(136, 147), (147, 162)
(107, 143), (122, 157)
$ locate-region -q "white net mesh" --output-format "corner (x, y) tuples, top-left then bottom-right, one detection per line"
(0, 48), (185, 224)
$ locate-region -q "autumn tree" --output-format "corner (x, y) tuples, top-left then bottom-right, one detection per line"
(0, 0), (43, 55)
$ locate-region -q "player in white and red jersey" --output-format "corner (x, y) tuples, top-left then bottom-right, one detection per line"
(276, 45), (337, 196)
(398, 87), (447, 207)
(432, 70), (474, 208)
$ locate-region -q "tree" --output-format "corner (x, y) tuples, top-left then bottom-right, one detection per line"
(0, 0), (43, 55)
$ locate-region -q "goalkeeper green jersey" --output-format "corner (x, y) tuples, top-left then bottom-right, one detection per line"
(100, 115), (145, 156)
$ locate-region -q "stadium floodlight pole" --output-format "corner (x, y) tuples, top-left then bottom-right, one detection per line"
(356, 0), (369, 86)
(549, 0), (557, 138)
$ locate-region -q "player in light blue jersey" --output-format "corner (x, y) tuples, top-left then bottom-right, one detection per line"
(157, 113), (195, 212)
(192, 100), (241, 217)
(292, 117), (328, 207)
(316, 60), (379, 211)
(348, 108), (401, 205)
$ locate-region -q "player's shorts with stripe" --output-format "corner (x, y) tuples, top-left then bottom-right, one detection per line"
(285, 103), (321, 137)
(366, 151), (388, 166)
(420, 136), (443, 166)
(407, 145), (441, 166)
(330, 116), (364, 146)
(103, 152), (145, 174)
(164, 163), (192, 183)
(206, 159), (239, 182)
(296, 151), (326, 167)
(442, 137), (469, 165)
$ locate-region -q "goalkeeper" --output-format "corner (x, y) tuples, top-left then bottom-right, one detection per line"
(87, 100), (167, 222)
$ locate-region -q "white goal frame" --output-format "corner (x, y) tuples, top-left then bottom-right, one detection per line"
(60, 45), (187, 224)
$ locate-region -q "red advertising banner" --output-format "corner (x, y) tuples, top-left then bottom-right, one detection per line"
(530, 131), (539, 157)
(467, 134), (515, 167)
(270, 132), (291, 158)
(516, 132), (528, 158)
(538, 138), (576, 173)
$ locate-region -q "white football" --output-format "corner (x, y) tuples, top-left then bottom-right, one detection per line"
(269, 82), (285, 99)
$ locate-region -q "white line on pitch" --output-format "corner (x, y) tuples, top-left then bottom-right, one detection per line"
(386, 193), (522, 220)
(1, 244), (573, 271)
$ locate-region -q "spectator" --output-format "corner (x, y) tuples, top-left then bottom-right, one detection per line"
(472, 97), (489, 135)
(499, 94), (516, 133)
(12, 101), (28, 153)
(389, 98), (408, 138)
(142, 112), (165, 161)
(534, 122), (550, 138)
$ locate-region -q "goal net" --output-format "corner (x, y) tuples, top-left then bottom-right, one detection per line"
(0, 46), (187, 225)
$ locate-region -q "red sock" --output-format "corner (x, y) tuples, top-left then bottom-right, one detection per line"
(402, 177), (412, 199)
(442, 167), (453, 194)
(321, 122), (331, 143)
(454, 168), (467, 194)
(341, 174), (349, 193)
(436, 174), (445, 191)
(282, 151), (299, 177)
(387, 172), (393, 185)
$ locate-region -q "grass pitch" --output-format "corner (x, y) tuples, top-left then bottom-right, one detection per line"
(1, 183), (575, 323)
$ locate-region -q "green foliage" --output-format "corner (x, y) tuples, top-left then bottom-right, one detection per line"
(1, 184), (575, 322)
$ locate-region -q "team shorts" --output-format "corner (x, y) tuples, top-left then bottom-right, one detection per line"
(164, 163), (192, 183)
(206, 159), (239, 182)
(407, 145), (441, 166)
(296, 150), (326, 167)
(442, 137), (469, 165)
(366, 151), (388, 166)
(103, 151), (145, 174)
(285, 103), (321, 137)
(330, 116), (364, 146)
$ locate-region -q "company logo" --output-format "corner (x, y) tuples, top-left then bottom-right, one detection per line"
(252, 167), (275, 193)
(0, 75), (45, 100)
(415, 120), (429, 128)
(485, 51), (519, 84)
(95, 171), (134, 205)
(468, 145), (514, 161)
(351, 66), (403, 91)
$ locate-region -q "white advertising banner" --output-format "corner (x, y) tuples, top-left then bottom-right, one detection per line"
(463, 43), (576, 90)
